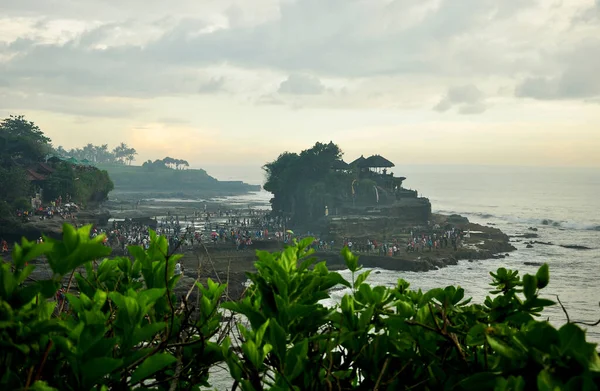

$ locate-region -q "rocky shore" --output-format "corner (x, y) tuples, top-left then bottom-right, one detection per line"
(1, 198), (516, 301)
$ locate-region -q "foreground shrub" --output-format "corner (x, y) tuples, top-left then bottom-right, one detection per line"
(0, 225), (598, 390)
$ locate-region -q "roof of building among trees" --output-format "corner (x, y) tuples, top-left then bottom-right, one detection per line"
(360, 154), (395, 168)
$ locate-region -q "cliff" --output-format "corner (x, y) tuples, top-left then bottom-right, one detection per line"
(325, 197), (432, 242)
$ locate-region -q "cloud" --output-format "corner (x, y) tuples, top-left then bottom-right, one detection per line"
(256, 94), (285, 105)
(156, 117), (191, 125)
(0, 89), (144, 118)
(198, 77), (225, 93)
(278, 74), (325, 95)
(0, 0), (548, 103)
(434, 84), (487, 114)
(0, 0), (598, 121)
(572, 0), (600, 25)
(515, 39), (600, 101)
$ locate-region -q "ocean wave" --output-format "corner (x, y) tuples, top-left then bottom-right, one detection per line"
(434, 209), (600, 232)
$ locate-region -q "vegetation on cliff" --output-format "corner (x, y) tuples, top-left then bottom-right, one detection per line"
(263, 142), (414, 225)
(1, 225), (598, 390)
(0, 116), (114, 219)
(264, 142), (366, 223)
(97, 163), (259, 196)
(54, 142), (138, 165)
(55, 142), (191, 170)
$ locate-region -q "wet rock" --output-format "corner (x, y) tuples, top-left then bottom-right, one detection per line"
(528, 227), (538, 231)
(560, 244), (592, 250)
(447, 214), (470, 224)
(524, 261), (543, 266)
(511, 233), (539, 239)
(526, 244), (534, 248)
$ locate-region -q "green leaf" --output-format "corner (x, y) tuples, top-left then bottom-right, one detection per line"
(341, 247), (358, 272)
(138, 288), (166, 307)
(358, 306), (375, 330)
(355, 270), (371, 286)
(535, 264), (550, 289)
(81, 357), (123, 387)
(537, 369), (561, 391)
(255, 320), (270, 346)
(268, 319), (287, 362)
(29, 381), (60, 391)
(285, 339), (308, 380)
(558, 323), (597, 367)
(242, 340), (261, 369)
(0, 265), (17, 299)
(129, 353), (177, 385)
(522, 274), (537, 299)
(486, 335), (521, 360)
(132, 322), (167, 346)
(458, 372), (499, 390)
(466, 324), (487, 346)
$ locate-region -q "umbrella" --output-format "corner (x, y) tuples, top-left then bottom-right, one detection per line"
(286, 229), (294, 234)
(211, 231), (219, 237)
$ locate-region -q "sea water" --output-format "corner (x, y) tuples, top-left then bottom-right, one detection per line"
(207, 166), (600, 389)
(222, 166), (600, 342)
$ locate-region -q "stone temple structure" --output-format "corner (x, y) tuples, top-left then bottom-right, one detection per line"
(325, 154), (432, 241)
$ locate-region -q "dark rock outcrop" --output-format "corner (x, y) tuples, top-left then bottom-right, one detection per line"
(560, 244), (592, 250)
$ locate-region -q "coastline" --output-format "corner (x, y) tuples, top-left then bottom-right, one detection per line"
(1, 197), (516, 300)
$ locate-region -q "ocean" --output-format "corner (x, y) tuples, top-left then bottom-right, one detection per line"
(222, 165), (600, 343)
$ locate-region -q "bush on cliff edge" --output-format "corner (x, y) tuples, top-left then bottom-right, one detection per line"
(0, 224), (599, 390)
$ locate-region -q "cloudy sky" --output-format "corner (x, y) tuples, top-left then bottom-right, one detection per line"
(1, 0), (599, 183)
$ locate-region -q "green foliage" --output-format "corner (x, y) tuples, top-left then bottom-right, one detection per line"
(42, 162), (77, 201)
(1, 227), (599, 390)
(0, 115), (51, 166)
(73, 166), (114, 204)
(0, 165), (31, 203)
(97, 163), (257, 195)
(0, 115), (113, 210)
(263, 142), (350, 222)
(56, 142), (137, 165)
(40, 162), (113, 204)
(1, 225), (225, 390)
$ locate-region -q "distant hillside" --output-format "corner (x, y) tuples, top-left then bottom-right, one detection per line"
(96, 164), (260, 198)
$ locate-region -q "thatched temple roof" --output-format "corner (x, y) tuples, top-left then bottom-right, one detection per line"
(330, 159), (349, 169)
(360, 154), (395, 168)
(349, 155), (366, 166)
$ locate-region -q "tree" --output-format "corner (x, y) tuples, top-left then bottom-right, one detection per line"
(0, 115), (51, 166)
(42, 162), (76, 201)
(263, 141), (347, 222)
(112, 142), (130, 164)
(0, 166), (30, 203)
(125, 146), (137, 165)
(54, 145), (67, 157)
(162, 156), (174, 169)
(1, 230), (599, 390)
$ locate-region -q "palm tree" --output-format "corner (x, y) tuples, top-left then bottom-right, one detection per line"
(125, 146), (137, 165)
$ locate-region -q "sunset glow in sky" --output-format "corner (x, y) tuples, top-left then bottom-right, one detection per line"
(1, 0), (599, 182)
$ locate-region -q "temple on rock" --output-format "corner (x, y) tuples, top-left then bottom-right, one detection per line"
(325, 154), (432, 240)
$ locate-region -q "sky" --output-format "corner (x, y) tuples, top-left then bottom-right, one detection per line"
(1, 0), (599, 184)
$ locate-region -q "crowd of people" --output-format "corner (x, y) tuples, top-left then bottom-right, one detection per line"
(3, 197), (470, 261)
(15, 194), (79, 223)
(306, 225), (466, 257)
